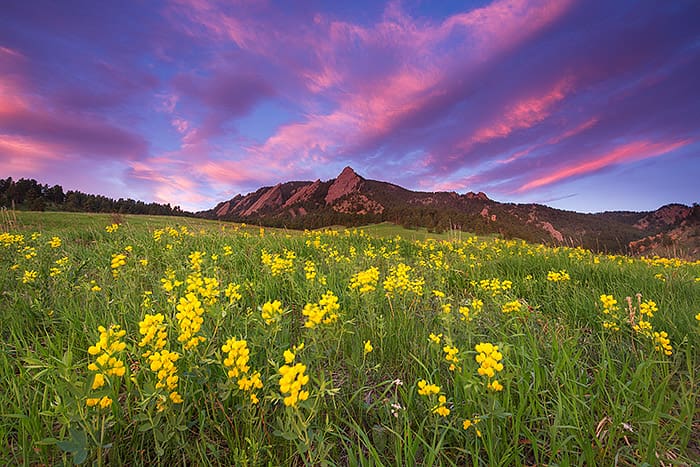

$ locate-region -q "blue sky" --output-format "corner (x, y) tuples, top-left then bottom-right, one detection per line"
(1, 0), (698, 212)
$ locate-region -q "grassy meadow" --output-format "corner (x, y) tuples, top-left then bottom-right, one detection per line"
(1, 211), (699, 465)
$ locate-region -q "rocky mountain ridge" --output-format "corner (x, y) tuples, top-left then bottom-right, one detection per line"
(202, 167), (699, 258)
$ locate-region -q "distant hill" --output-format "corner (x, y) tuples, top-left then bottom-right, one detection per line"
(0, 177), (193, 217)
(201, 167), (700, 258)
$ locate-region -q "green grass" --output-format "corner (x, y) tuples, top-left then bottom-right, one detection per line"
(1, 211), (698, 465)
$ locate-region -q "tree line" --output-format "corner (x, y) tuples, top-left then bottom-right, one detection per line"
(0, 177), (192, 217)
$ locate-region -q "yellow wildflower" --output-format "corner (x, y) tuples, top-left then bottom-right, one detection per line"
(501, 300), (522, 314)
(302, 291), (340, 328)
(653, 331), (673, 356)
(278, 362), (310, 407)
(383, 263), (424, 298)
(432, 395), (450, 417)
(175, 293), (206, 350)
(349, 267), (380, 294)
(547, 270), (570, 282)
(429, 333), (443, 344)
(261, 300), (283, 325)
(417, 379), (440, 396)
(22, 270), (38, 284)
(443, 345), (459, 371)
(222, 338), (250, 378)
(475, 342), (504, 389)
(138, 313), (167, 357)
(110, 253), (127, 278)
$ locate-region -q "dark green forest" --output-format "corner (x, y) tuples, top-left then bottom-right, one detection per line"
(0, 177), (192, 217)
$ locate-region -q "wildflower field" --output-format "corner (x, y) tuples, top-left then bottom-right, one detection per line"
(1, 211), (699, 465)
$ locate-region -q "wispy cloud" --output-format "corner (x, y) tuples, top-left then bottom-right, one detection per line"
(517, 139), (692, 192)
(0, 0), (698, 211)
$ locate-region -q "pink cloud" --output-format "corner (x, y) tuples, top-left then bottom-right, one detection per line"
(498, 116), (599, 164)
(165, 0), (576, 175)
(469, 77), (573, 147)
(517, 138), (692, 192)
(128, 159), (213, 206)
(0, 134), (64, 173)
(0, 76), (148, 160)
(0, 46), (24, 58)
(195, 159), (291, 186)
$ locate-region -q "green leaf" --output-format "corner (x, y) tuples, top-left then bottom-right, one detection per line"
(36, 437), (58, 446)
(62, 349), (73, 367)
(138, 422), (153, 432)
(73, 447), (88, 465)
(57, 439), (80, 452)
(57, 427), (87, 454)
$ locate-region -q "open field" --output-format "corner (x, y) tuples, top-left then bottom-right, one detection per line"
(1, 212), (699, 465)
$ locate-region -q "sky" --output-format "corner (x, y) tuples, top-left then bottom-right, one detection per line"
(1, 0), (699, 213)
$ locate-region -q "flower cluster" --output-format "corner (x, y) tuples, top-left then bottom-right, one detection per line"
(188, 250), (205, 271)
(459, 299), (483, 322)
(199, 276), (220, 305)
(48, 236), (62, 248)
(475, 342), (504, 391)
(443, 345), (460, 371)
(222, 338), (250, 378)
(86, 395), (113, 409)
(225, 283), (242, 304)
(86, 325), (127, 408)
(653, 331), (673, 356)
(105, 223), (120, 233)
(261, 249), (295, 276)
(632, 298), (657, 338)
(148, 349), (183, 405)
(416, 380), (449, 416)
(639, 299), (657, 318)
(600, 294), (621, 331)
(278, 350), (310, 407)
(110, 253), (127, 278)
(432, 395), (450, 417)
(304, 260), (317, 281)
(547, 270), (570, 282)
(22, 270), (38, 284)
(476, 278), (512, 297)
(222, 338), (263, 404)
(49, 256), (69, 277)
(501, 300), (522, 314)
(237, 372), (263, 404)
(383, 263), (425, 298)
(429, 333), (443, 344)
(349, 267), (380, 294)
(417, 379), (440, 396)
(175, 292), (206, 350)
(261, 300), (283, 325)
(462, 417), (482, 437)
(138, 313), (167, 358)
(302, 290), (340, 328)
(161, 268), (183, 294)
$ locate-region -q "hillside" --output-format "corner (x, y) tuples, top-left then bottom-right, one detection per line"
(202, 167), (699, 257)
(0, 177), (192, 217)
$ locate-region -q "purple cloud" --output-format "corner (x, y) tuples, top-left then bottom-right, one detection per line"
(0, 0), (698, 212)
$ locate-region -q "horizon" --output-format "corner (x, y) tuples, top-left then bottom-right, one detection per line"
(1, 0), (699, 213)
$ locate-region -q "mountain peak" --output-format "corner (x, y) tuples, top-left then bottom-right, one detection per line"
(325, 167), (363, 205)
(339, 166), (359, 178)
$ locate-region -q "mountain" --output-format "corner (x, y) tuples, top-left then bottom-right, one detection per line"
(202, 167), (699, 258)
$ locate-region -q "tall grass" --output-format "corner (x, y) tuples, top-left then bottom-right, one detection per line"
(0, 212), (698, 465)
